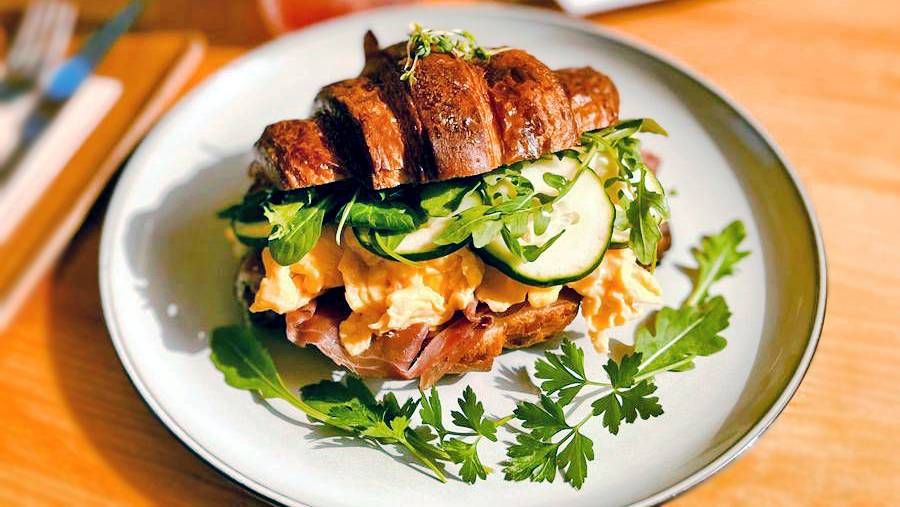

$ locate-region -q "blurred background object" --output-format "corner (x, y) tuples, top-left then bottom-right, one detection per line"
(0, 1), (203, 326)
(0, 0), (75, 102)
(0, 0), (650, 44)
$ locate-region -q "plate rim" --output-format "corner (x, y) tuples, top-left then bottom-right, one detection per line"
(98, 4), (827, 506)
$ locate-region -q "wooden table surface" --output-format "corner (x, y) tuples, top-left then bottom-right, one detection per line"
(1, 1), (898, 505)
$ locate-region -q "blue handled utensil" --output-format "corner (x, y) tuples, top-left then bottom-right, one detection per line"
(1, 0), (144, 176)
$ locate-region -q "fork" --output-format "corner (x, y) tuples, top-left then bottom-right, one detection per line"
(0, 0), (76, 101)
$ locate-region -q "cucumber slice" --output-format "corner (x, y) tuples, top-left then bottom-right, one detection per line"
(477, 156), (615, 287)
(353, 222), (467, 261)
(232, 219), (271, 248)
(354, 193), (482, 261)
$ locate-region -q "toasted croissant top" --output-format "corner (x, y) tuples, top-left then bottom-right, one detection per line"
(252, 32), (619, 190)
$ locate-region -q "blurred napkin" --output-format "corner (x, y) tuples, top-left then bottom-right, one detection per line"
(0, 74), (122, 241)
(555, 0), (660, 16)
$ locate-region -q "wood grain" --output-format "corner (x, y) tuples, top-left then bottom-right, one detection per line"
(1, 1), (898, 505)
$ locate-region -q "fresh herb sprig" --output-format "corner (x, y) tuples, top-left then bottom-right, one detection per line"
(400, 23), (510, 85)
(581, 119), (670, 267)
(210, 325), (507, 484)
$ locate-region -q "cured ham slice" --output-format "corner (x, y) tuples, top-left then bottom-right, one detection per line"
(284, 288), (581, 387)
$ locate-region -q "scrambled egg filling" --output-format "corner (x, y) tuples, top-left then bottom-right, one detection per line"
(250, 235), (660, 355)
(249, 227), (343, 314)
(567, 249), (662, 352)
(336, 233), (484, 355)
(476, 265), (562, 312)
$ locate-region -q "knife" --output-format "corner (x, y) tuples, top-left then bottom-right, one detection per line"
(1, 1), (144, 175)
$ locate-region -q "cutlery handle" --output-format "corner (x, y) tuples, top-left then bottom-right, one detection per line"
(45, 0), (144, 101)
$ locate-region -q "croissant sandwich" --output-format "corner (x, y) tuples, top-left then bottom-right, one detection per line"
(221, 26), (672, 387)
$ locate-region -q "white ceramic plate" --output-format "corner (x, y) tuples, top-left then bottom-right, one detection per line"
(99, 5), (826, 506)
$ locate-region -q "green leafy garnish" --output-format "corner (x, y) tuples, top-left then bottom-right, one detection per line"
(534, 339), (590, 406)
(627, 170), (669, 267)
(590, 353), (663, 435)
(634, 296), (730, 373)
(209, 326), (335, 425)
(400, 23), (510, 85)
(685, 220), (750, 306)
(217, 189), (271, 221)
(342, 199), (421, 233)
(265, 195), (333, 265)
(443, 438), (489, 483)
(503, 395), (595, 489)
(451, 386), (498, 441)
(214, 175), (749, 489)
(581, 118), (670, 266)
(420, 180), (477, 217)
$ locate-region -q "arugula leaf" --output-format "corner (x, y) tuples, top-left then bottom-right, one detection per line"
(522, 230), (565, 262)
(502, 433), (559, 483)
(451, 386), (498, 441)
(685, 220), (750, 306)
(265, 196), (332, 265)
(557, 430), (593, 489)
(371, 230), (418, 265)
(503, 210), (530, 238)
(532, 206), (551, 236)
(443, 438), (489, 483)
(627, 171), (668, 266)
(634, 296), (730, 373)
(590, 118), (668, 144)
(333, 187), (359, 244)
(542, 172), (568, 191)
(217, 190), (271, 221)
(467, 218), (501, 248)
(434, 205), (491, 245)
(534, 339), (588, 405)
(420, 180), (475, 217)
(514, 395), (570, 440)
(209, 326), (335, 425)
(581, 118), (670, 265)
(345, 200), (420, 232)
(590, 354), (663, 435)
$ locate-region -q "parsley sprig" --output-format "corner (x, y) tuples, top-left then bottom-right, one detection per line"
(210, 220), (748, 488)
(400, 23), (510, 85)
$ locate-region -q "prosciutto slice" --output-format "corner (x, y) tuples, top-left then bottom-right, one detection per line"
(284, 288), (581, 387)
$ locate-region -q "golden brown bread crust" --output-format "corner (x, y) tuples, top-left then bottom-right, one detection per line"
(446, 288), (581, 374)
(315, 77), (409, 189)
(251, 119), (349, 188)
(554, 67), (620, 133)
(360, 35), (436, 187)
(253, 37), (621, 191)
(406, 51), (504, 181)
(481, 49), (578, 163)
